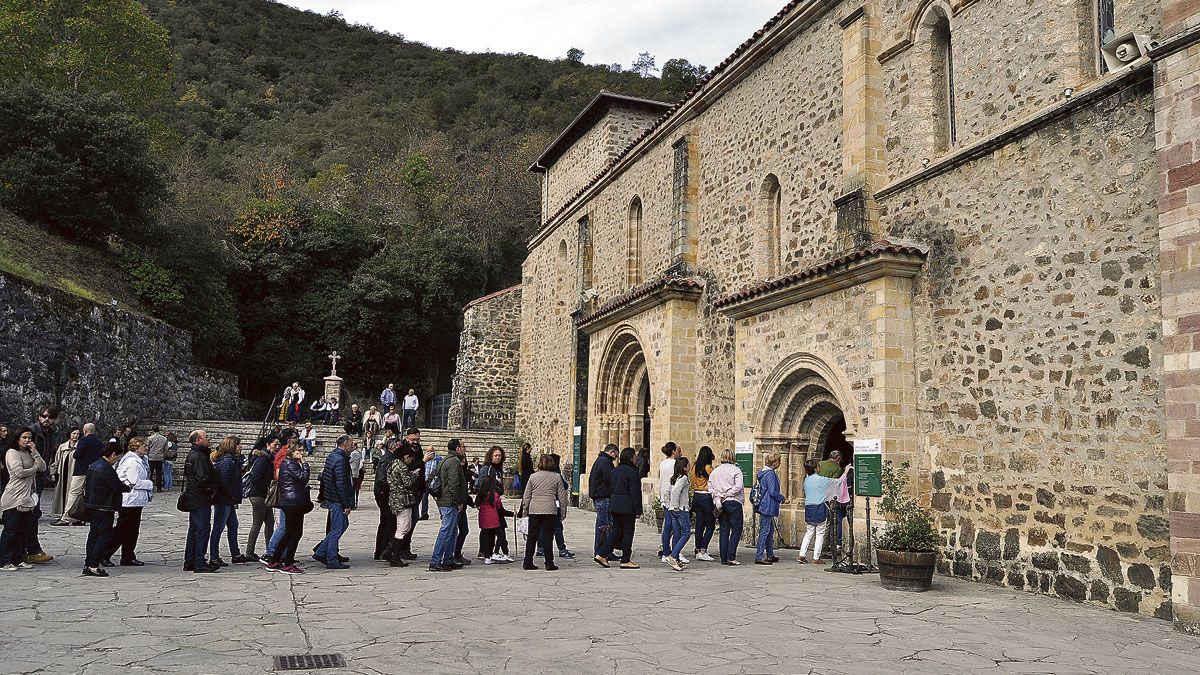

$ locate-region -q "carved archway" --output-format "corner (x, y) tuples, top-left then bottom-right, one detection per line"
(595, 327), (651, 449)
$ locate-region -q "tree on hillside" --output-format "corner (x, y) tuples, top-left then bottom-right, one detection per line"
(0, 83), (165, 244)
(661, 58), (708, 99)
(631, 52), (657, 77)
(566, 47), (584, 63)
(0, 0), (172, 108)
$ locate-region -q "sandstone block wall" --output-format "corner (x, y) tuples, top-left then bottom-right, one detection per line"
(448, 285), (521, 432)
(880, 82), (1169, 617)
(0, 272), (241, 430)
(516, 0), (1189, 621)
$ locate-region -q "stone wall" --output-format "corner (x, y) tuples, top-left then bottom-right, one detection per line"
(880, 82), (1169, 618)
(0, 271), (241, 430)
(448, 285), (522, 432)
(518, 0), (1190, 622)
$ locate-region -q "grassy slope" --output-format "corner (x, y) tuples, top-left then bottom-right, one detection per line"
(0, 208), (150, 316)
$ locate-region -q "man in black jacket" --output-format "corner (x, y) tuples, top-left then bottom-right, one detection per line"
(82, 442), (130, 577)
(182, 429), (219, 573)
(315, 435), (357, 569)
(588, 444), (619, 557)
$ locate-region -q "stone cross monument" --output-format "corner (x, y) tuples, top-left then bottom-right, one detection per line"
(323, 350), (343, 405)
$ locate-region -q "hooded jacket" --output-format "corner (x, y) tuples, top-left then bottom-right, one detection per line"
(245, 448), (274, 499)
(278, 458), (310, 508)
(116, 451), (154, 508)
(587, 453), (615, 499)
(212, 454), (244, 506)
(434, 452), (467, 508)
(386, 456), (419, 514)
(84, 458), (130, 512)
(319, 446), (356, 507)
(754, 467), (784, 517)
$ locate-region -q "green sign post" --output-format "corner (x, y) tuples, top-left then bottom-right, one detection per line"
(571, 425), (582, 496)
(853, 438), (883, 498)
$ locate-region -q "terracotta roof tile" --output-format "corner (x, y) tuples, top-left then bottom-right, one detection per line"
(576, 275), (705, 327)
(462, 284), (522, 311)
(712, 240), (928, 309)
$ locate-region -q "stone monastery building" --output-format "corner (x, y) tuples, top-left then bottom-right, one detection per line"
(451, 0), (1200, 630)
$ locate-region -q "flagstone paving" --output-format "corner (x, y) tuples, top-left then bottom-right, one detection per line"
(1, 499), (1198, 674)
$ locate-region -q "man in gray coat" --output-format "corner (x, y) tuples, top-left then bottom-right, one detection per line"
(145, 427), (169, 492)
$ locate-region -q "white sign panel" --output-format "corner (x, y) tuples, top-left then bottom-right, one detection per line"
(735, 441), (753, 454)
(853, 438), (882, 454)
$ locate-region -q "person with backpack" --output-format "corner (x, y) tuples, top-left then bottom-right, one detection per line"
(753, 452), (786, 565)
(588, 444), (618, 557)
(385, 445), (420, 567)
(428, 438), (467, 572)
(664, 456), (692, 571)
(450, 440), (475, 566)
(243, 438), (278, 562)
(476, 475), (514, 564)
(593, 447), (643, 569)
(709, 448), (745, 566)
(314, 435), (357, 569)
(210, 436), (250, 566)
(690, 446), (717, 562)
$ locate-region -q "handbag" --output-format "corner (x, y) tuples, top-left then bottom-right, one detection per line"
(264, 479), (280, 508)
(517, 516), (530, 536)
(301, 489), (314, 514)
(175, 492), (188, 513)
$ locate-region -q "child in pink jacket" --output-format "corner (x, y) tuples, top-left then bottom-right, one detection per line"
(477, 476), (514, 564)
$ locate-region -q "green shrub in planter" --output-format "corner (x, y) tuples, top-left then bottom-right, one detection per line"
(874, 461), (942, 591)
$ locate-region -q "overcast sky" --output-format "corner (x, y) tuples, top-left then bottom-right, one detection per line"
(276, 0), (786, 70)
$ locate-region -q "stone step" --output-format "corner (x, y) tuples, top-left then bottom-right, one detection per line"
(146, 419), (516, 489)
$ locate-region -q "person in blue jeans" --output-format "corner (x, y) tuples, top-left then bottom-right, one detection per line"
(709, 448), (745, 565)
(181, 430), (219, 573)
(587, 444), (618, 556)
(753, 453), (786, 564)
(690, 446), (717, 561)
(429, 439), (467, 571)
(314, 435), (357, 569)
(663, 457), (691, 571)
(210, 437), (249, 565)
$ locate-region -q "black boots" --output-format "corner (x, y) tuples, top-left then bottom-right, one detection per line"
(388, 539), (409, 567)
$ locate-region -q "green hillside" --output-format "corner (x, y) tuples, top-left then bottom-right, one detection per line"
(1, 0), (703, 401)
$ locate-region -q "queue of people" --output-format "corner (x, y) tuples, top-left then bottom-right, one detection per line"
(2, 405), (854, 577)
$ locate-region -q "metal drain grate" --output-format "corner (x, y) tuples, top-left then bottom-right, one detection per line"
(273, 654), (347, 671)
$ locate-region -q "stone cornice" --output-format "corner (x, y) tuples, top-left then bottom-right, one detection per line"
(714, 242), (927, 320)
(576, 275), (705, 334)
(875, 60), (1152, 201)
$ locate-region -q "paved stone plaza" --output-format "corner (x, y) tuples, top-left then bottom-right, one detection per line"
(1, 502), (1198, 674)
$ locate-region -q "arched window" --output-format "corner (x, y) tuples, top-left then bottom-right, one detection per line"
(759, 175), (782, 276)
(929, 10), (956, 151)
(627, 197), (643, 285)
(1096, 0), (1115, 73)
(556, 239), (570, 311)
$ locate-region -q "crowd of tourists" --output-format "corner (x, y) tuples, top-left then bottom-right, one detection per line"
(1, 402), (854, 577)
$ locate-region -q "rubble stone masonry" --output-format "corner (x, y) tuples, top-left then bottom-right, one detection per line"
(450, 0), (1200, 626)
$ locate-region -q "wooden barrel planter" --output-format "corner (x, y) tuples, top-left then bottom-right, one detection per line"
(877, 549), (936, 591)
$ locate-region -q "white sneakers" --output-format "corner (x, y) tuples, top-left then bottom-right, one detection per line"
(661, 555), (671, 564)
(678, 553), (690, 564)
(667, 556), (684, 571)
(696, 551), (715, 562)
(0, 564), (17, 571)
(486, 554), (514, 565)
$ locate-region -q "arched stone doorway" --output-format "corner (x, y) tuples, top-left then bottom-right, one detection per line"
(596, 330), (651, 450)
(754, 353), (857, 544)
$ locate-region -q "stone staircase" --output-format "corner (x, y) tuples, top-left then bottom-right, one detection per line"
(148, 418), (514, 491)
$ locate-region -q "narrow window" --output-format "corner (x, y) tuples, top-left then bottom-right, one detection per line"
(627, 197), (643, 285)
(670, 137), (690, 267)
(578, 214), (593, 292)
(1096, 0), (1116, 73)
(760, 175), (782, 276)
(931, 13), (956, 151)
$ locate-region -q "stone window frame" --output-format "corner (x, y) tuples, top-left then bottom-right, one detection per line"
(921, 4), (957, 152)
(578, 213), (594, 293)
(627, 196), (644, 286)
(758, 174), (783, 277)
(1095, 0), (1116, 74)
(669, 136), (691, 269)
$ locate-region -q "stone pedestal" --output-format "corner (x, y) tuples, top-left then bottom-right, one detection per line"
(324, 375), (343, 405)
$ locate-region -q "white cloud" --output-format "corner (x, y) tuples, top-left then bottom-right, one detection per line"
(275, 0), (786, 69)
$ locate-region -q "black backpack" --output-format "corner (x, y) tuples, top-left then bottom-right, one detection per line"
(373, 454), (394, 499)
(426, 461), (444, 499)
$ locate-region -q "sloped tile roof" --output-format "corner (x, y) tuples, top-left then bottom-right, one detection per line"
(576, 275), (705, 327)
